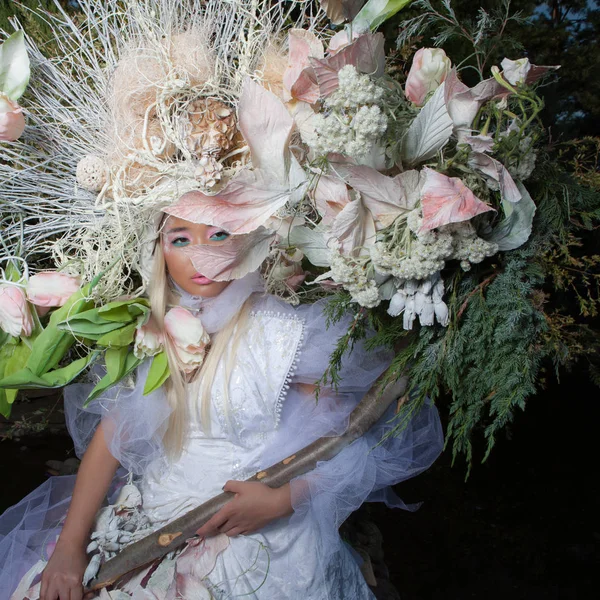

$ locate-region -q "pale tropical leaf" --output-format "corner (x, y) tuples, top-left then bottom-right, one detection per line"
(287, 226), (332, 267)
(185, 228), (275, 281)
(163, 170), (293, 234)
(402, 83), (453, 166)
(420, 168), (495, 231)
(485, 183), (536, 251)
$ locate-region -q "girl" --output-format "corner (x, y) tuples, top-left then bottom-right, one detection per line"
(1, 213), (443, 599)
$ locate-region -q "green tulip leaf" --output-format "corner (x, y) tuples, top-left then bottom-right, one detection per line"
(105, 346), (131, 382)
(0, 31), (30, 101)
(26, 285), (95, 376)
(143, 351), (170, 396)
(0, 352), (98, 390)
(352, 0), (413, 31)
(3, 342), (32, 405)
(96, 322), (137, 348)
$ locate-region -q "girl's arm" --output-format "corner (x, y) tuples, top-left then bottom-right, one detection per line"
(40, 422), (120, 600)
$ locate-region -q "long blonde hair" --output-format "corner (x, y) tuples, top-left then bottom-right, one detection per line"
(148, 240), (252, 459)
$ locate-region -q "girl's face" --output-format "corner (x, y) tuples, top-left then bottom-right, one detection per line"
(162, 216), (231, 298)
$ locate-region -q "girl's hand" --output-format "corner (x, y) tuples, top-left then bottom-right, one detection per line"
(40, 541), (91, 600)
(196, 481), (293, 538)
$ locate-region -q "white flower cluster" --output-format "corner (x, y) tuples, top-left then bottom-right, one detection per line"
(328, 241), (381, 308)
(371, 210), (454, 281)
(327, 65), (385, 109)
(446, 221), (499, 271)
(311, 66), (387, 161)
(387, 274), (449, 330)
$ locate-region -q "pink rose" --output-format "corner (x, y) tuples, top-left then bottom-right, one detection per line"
(26, 272), (81, 307)
(0, 284), (34, 337)
(0, 94), (26, 142)
(164, 307), (210, 373)
(134, 322), (163, 360)
(405, 48), (452, 106)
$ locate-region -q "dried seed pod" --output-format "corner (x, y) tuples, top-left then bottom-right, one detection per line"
(184, 98), (237, 157)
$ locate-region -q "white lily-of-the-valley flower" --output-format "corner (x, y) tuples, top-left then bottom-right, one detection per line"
(388, 274), (449, 330)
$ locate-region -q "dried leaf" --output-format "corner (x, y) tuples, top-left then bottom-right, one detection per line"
(420, 168), (495, 231)
(185, 228), (276, 281)
(309, 33), (385, 98)
(313, 173), (350, 224)
(163, 170), (293, 234)
(468, 152), (522, 203)
(341, 165), (421, 228)
(485, 182), (536, 251)
(319, 0), (366, 24)
(283, 29), (324, 103)
(287, 226), (331, 267)
(331, 197), (377, 255)
(402, 83), (453, 166)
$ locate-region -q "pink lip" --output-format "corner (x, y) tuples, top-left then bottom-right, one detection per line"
(191, 273), (214, 285)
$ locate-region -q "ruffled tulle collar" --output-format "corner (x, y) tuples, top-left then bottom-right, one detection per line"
(169, 271), (265, 334)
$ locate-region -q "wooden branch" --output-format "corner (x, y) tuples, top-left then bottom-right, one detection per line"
(88, 370), (408, 592)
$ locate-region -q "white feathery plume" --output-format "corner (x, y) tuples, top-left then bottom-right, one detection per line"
(0, 0), (326, 300)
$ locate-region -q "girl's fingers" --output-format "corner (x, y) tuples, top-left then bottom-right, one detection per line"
(196, 508), (230, 538)
(225, 526), (244, 537)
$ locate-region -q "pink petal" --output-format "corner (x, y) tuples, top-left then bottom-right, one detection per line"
(420, 168), (495, 231)
(163, 169), (292, 234)
(185, 228), (276, 281)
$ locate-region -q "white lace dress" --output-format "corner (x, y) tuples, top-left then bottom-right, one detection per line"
(0, 279), (444, 599)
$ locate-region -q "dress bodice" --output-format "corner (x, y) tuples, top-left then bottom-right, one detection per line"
(189, 309), (305, 449)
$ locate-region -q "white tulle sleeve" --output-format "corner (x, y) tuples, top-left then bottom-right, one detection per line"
(63, 360), (173, 475)
(254, 297), (444, 573)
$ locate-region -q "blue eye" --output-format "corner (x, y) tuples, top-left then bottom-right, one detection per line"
(209, 231), (230, 241)
(172, 237), (190, 247)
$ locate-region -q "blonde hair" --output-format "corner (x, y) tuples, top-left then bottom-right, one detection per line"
(148, 240), (252, 459)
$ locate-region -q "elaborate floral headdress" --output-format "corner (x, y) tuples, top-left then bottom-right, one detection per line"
(0, 0), (559, 425)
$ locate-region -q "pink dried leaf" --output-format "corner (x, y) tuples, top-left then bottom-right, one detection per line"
(238, 78), (296, 182)
(283, 29), (324, 102)
(420, 168), (495, 231)
(313, 173), (350, 225)
(444, 69), (508, 139)
(163, 169), (292, 234)
(185, 228), (276, 281)
(309, 33), (385, 99)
